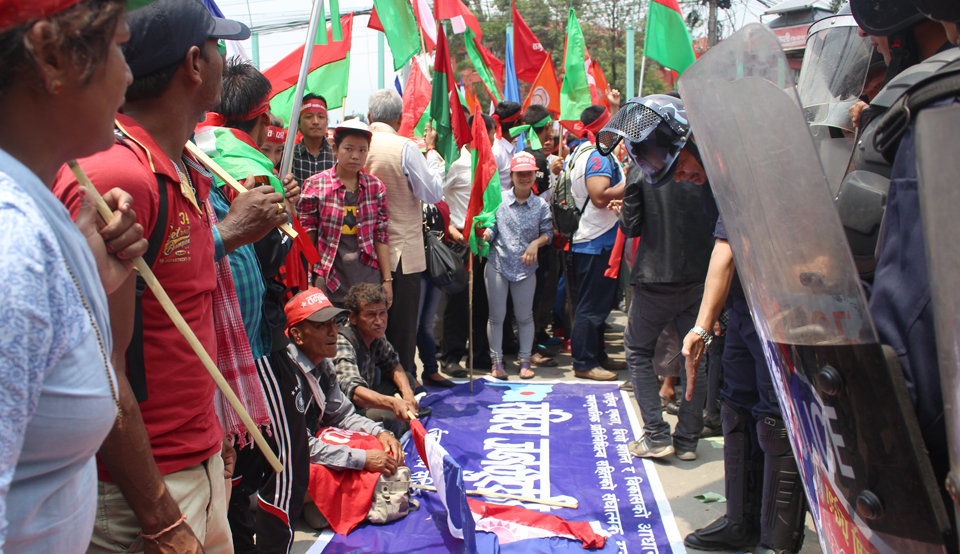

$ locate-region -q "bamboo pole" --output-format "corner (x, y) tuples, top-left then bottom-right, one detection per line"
(468, 252), (474, 393)
(412, 483), (578, 509)
(183, 141), (298, 239)
(68, 160), (284, 474)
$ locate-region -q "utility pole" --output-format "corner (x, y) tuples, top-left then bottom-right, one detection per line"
(707, 0), (718, 47)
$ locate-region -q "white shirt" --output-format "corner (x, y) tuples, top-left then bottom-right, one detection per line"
(370, 122), (445, 204)
(444, 146), (472, 230)
(492, 136), (516, 191)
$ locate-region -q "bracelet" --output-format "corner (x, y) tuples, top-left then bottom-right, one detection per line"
(383, 277), (394, 282)
(141, 514), (187, 542)
(689, 325), (713, 347)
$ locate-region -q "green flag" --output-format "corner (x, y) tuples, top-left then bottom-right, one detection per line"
(464, 28), (504, 102)
(559, 9), (591, 125)
(198, 127), (283, 195)
(646, 0), (697, 75)
(373, 0), (421, 71)
(464, 99), (502, 256)
(430, 26), (472, 171)
(269, 55), (350, 126)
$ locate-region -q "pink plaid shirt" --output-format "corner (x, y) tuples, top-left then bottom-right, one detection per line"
(297, 165), (389, 292)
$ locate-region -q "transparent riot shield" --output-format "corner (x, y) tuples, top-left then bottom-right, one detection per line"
(917, 104), (960, 544)
(678, 24), (950, 554)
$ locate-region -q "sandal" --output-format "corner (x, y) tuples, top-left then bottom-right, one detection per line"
(491, 362), (508, 380)
(519, 362), (535, 380)
(530, 352), (557, 367)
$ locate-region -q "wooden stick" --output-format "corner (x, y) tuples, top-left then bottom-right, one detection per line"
(468, 252), (474, 393)
(412, 483), (578, 509)
(394, 393), (418, 420)
(68, 160), (284, 474)
(183, 141), (298, 239)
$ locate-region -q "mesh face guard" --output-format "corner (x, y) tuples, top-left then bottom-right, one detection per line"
(596, 102), (663, 156)
(598, 98), (690, 185)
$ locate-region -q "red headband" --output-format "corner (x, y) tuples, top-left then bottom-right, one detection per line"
(239, 96), (271, 122)
(492, 110), (524, 140)
(0, 0), (83, 33)
(572, 108), (611, 144)
(266, 126), (287, 144)
(301, 100), (327, 115)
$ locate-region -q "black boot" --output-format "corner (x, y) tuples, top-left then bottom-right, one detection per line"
(753, 416), (807, 554)
(685, 403), (763, 551)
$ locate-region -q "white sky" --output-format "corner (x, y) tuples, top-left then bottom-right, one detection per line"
(214, 0), (817, 120)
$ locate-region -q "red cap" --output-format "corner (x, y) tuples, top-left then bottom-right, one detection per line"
(511, 151), (538, 172)
(284, 288), (348, 334)
(266, 126), (287, 144)
(0, 0), (83, 33)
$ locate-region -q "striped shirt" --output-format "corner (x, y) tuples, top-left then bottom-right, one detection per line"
(297, 166), (389, 292)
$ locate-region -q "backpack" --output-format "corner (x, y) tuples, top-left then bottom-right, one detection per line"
(551, 144), (596, 239)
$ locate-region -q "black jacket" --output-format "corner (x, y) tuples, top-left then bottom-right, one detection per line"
(620, 163), (714, 286)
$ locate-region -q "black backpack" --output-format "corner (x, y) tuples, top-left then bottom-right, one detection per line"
(550, 144), (595, 239)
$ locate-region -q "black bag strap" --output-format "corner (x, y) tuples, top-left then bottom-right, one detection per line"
(115, 131), (170, 402)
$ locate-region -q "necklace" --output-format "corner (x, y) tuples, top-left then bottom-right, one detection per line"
(64, 265), (122, 428)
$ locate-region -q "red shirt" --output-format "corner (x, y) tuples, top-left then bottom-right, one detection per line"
(53, 113), (222, 478)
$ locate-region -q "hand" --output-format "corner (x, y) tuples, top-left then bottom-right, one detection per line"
(391, 396), (418, 421)
(218, 183), (287, 252)
(713, 320), (725, 337)
(607, 199), (622, 216)
(550, 156), (563, 175)
(364, 449), (398, 476)
(382, 280), (393, 307)
(143, 521), (204, 554)
(221, 439), (236, 480)
(378, 431), (405, 465)
(282, 173), (300, 207)
(424, 124), (438, 150)
(76, 187), (147, 294)
(522, 242), (539, 267)
(849, 100), (868, 128)
(606, 88), (621, 112)
(402, 389), (420, 411)
(681, 331), (705, 402)
(482, 229), (493, 244)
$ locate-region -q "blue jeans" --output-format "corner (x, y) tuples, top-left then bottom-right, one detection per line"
(571, 248), (617, 372)
(416, 276), (443, 378)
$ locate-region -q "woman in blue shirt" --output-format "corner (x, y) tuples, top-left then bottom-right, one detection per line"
(482, 152), (554, 380)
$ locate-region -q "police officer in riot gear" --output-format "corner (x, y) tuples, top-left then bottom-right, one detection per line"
(597, 97), (808, 554)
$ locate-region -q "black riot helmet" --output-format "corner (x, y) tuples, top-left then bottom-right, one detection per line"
(909, 0), (960, 22)
(850, 0), (927, 36)
(596, 94), (690, 188)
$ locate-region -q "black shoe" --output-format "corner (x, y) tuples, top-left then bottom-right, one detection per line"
(665, 400), (679, 416)
(417, 407), (433, 419)
(684, 516), (760, 551)
(702, 414), (722, 438)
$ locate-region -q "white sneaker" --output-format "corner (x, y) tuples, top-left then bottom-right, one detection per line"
(628, 436), (675, 458)
(676, 449), (697, 461)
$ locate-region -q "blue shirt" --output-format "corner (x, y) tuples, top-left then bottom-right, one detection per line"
(571, 149), (622, 254)
(487, 188), (553, 282)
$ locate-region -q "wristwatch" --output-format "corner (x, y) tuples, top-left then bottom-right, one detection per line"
(689, 325), (714, 347)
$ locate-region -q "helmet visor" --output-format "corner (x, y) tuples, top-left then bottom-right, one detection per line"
(596, 101), (668, 157)
(625, 122), (686, 184)
(797, 17), (872, 132)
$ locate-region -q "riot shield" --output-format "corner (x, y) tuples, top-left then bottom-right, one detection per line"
(677, 24), (950, 554)
(917, 104), (960, 541)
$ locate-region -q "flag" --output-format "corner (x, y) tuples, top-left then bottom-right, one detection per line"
(511, 0), (548, 84)
(592, 58), (611, 109)
(367, 7), (383, 31)
(559, 9), (592, 133)
(372, 0), (421, 70)
(409, 419), (608, 551)
(464, 98), (502, 256)
(463, 81), (479, 115)
(464, 28), (503, 102)
(264, 14), (354, 124)
(430, 26), (472, 171)
(394, 74), (403, 96)
(412, 0), (437, 52)
(504, 27), (525, 149)
(399, 59), (432, 138)
(646, 0), (697, 75)
(434, 0), (482, 38)
(522, 55), (561, 115)
(307, 428), (384, 535)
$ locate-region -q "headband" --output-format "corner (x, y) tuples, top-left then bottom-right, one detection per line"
(508, 114), (553, 150)
(572, 108), (611, 144)
(266, 126), (287, 144)
(238, 96), (271, 122)
(301, 100), (328, 115)
(0, 0), (83, 34)
(492, 109), (524, 140)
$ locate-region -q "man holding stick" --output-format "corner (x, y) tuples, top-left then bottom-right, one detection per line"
(53, 1), (282, 551)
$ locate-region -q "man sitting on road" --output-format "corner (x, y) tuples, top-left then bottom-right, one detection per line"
(331, 283), (425, 437)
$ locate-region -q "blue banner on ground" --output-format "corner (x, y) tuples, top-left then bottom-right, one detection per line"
(308, 379), (685, 553)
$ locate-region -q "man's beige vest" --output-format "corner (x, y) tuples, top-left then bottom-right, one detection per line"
(365, 125), (425, 273)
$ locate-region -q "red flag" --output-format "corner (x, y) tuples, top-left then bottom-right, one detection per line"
(411, 0), (436, 52)
(463, 82), (479, 115)
(511, 0), (548, 83)
(367, 7), (383, 32)
(463, 97), (502, 254)
(522, 54), (561, 115)
(398, 60), (431, 138)
(476, 38), (505, 92)
(306, 428), (383, 535)
(434, 0), (482, 39)
(592, 58), (611, 109)
(263, 14), (354, 91)
(430, 25), (472, 169)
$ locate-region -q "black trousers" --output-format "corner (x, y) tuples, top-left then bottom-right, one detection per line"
(440, 250), (492, 369)
(228, 350), (310, 554)
(386, 257), (421, 380)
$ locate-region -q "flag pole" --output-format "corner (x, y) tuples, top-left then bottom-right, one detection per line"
(637, 2), (650, 97)
(278, 0), (326, 179)
(68, 161), (284, 475)
(468, 252), (474, 393)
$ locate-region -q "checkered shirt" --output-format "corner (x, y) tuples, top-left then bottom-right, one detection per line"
(291, 140), (336, 185)
(332, 325), (401, 401)
(296, 166), (389, 292)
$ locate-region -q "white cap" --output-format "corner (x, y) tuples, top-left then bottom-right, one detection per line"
(335, 118), (373, 140)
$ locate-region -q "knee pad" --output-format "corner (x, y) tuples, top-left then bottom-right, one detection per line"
(757, 416), (793, 458)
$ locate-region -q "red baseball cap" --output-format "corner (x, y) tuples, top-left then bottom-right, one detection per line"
(511, 151), (538, 172)
(285, 288), (348, 334)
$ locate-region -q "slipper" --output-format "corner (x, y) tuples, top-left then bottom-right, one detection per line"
(491, 363), (508, 381)
(531, 353), (558, 367)
(442, 363), (469, 378)
(519, 362), (535, 380)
